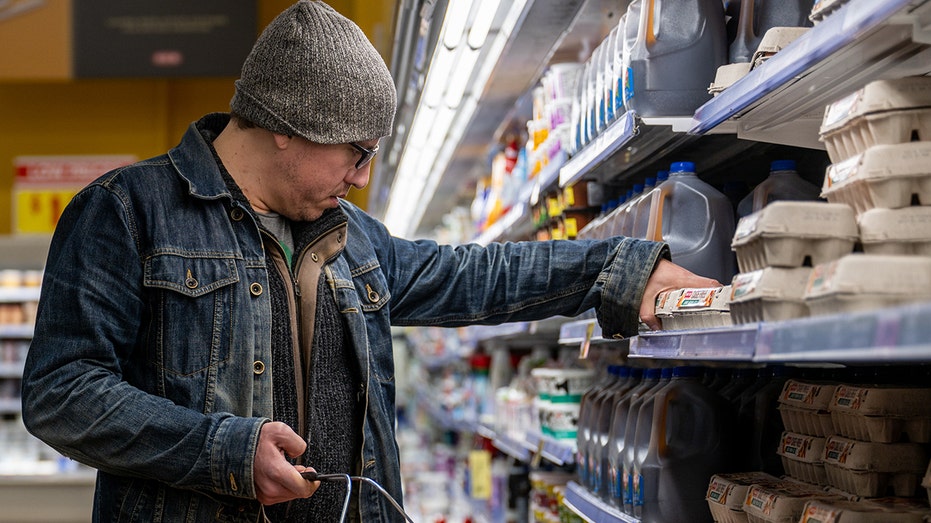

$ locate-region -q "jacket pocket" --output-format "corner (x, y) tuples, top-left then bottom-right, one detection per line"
(143, 252), (240, 377)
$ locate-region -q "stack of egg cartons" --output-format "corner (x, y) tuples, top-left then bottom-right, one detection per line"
(705, 472), (781, 523)
(775, 379), (837, 489)
(811, 76), (931, 316)
(729, 200), (858, 325)
(797, 497), (930, 522)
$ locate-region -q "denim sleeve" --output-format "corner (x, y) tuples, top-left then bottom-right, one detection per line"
(21, 184), (264, 500)
(356, 210), (669, 338)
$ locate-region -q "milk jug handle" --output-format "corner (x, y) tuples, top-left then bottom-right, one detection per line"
(656, 386), (676, 457)
(645, 185), (671, 243)
(752, 184), (771, 213)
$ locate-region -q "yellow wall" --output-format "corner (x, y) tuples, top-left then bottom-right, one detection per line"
(0, 0), (396, 234)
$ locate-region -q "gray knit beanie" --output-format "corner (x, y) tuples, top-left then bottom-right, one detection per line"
(230, 0), (397, 144)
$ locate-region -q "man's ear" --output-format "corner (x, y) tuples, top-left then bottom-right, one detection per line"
(272, 133), (293, 150)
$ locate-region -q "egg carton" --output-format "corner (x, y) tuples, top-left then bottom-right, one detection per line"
(810, 0), (850, 24)
(778, 432), (829, 486)
(859, 207), (931, 256)
(732, 201), (858, 272)
(799, 498), (931, 523)
(821, 436), (928, 498)
(778, 380), (839, 437)
(822, 142), (931, 215)
(706, 471), (783, 523)
(751, 27), (810, 69)
(729, 267), (812, 324)
(829, 384), (931, 443)
(804, 254), (931, 317)
(709, 62), (752, 96)
(820, 77), (931, 163)
(743, 481), (841, 523)
(660, 286), (732, 330)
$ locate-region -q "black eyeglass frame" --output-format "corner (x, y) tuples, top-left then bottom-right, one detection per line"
(350, 142), (379, 170)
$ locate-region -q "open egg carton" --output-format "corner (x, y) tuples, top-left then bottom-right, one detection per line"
(778, 431), (830, 486)
(820, 77), (931, 164)
(732, 201), (858, 273)
(779, 379), (839, 438)
(729, 267), (812, 324)
(821, 142), (931, 216)
(799, 498), (931, 523)
(656, 286), (732, 330)
(829, 384), (931, 444)
(804, 253), (931, 317)
(821, 435), (928, 498)
(706, 472), (782, 523)
(742, 480), (842, 523)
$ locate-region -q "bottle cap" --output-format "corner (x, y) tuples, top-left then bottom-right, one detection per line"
(670, 161), (695, 174)
(770, 159), (797, 172)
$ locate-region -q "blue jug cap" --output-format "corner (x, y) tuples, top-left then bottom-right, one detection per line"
(633, 183), (644, 193)
(644, 368), (662, 380)
(770, 159), (797, 172)
(672, 366), (702, 379)
(656, 170), (669, 182)
(670, 161), (695, 174)
(615, 366), (631, 378)
(644, 176), (656, 187)
(660, 367), (673, 379)
(629, 367), (644, 379)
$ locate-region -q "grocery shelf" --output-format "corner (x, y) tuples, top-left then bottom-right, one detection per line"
(0, 363), (25, 378)
(562, 481), (639, 523)
(0, 324), (34, 339)
(691, 0), (931, 148)
(464, 316), (565, 348)
(522, 430), (575, 466)
(558, 318), (607, 346)
(0, 398), (21, 415)
(631, 324), (759, 361)
(0, 288), (40, 304)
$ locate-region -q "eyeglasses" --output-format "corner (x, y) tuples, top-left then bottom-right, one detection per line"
(350, 142), (379, 170)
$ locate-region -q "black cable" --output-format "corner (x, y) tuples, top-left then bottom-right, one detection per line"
(301, 471), (416, 523)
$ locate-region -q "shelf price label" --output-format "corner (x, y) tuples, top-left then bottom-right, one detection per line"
(468, 450), (492, 500)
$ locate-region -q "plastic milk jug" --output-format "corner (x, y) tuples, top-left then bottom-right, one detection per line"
(729, 0), (812, 64)
(737, 159), (823, 217)
(621, 367), (670, 515)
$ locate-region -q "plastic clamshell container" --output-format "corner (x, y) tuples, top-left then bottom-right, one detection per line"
(663, 285), (732, 330)
(804, 254), (931, 317)
(778, 380), (838, 437)
(742, 481), (840, 523)
(821, 436), (928, 498)
(709, 62), (751, 96)
(750, 27), (810, 69)
(778, 431), (829, 486)
(729, 267), (812, 324)
(732, 202), (858, 273)
(821, 142), (931, 215)
(828, 384), (931, 443)
(799, 498), (931, 523)
(706, 472), (782, 523)
(858, 207), (931, 256)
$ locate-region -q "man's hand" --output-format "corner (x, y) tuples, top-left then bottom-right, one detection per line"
(639, 259), (722, 331)
(254, 421), (318, 505)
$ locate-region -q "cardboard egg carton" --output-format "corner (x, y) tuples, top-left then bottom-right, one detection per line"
(709, 62), (751, 96)
(742, 481), (841, 523)
(778, 431), (829, 486)
(821, 436), (928, 498)
(706, 472), (782, 523)
(729, 267), (812, 324)
(804, 254), (931, 317)
(820, 77), (931, 163)
(859, 207), (931, 256)
(821, 142), (931, 215)
(732, 202), (858, 273)
(751, 27), (810, 69)
(778, 380), (839, 437)
(829, 384), (931, 443)
(799, 498), (931, 523)
(659, 286), (732, 330)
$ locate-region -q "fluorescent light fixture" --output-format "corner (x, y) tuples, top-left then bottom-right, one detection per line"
(421, 46), (456, 107)
(444, 47), (480, 108)
(442, 1), (472, 49)
(467, 0), (500, 49)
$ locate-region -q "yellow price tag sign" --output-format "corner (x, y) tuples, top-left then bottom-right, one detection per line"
(468, 450), (492, 500)
(14, 188), (78, 234)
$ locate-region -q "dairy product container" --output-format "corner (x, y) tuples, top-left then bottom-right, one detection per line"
(621, 367), (670, 515)
(737, 160), (824, 218)
(709, 62), (752, 96)
(646, 162), (737, 283)
(821, 142), (931, 215)
(620, 0), (641, 113)
(623, 0), (727, 116)
(662, 285), (732, 330)
(750, 27), (810, 69)
(742, 481), (840, 523)
(778, 380), (838, 437)
(858, 207), (931, 256)
(604, 368), (650, 508)
(589, 367), (637, 499)
(729, 0), (812, 64)
(577, 365), (626, 489)
(730, 267), (812, 324)
(804, 254), (931, 316)
(705, 472), (782, 523)
(738, 366), (793, 475)
(732, 201), (858, 273)
(531, 367), (595, 401)
(777, 431), (829, 486)
(653, 288), (682, 330)
(828, 384), (931, 443)
(799, 498), (931, 523)
(820, 77), (931, 163)
(543, 396), (582, 441)
(821, 435), (928, 497)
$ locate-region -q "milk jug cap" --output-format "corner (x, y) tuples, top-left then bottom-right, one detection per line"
(669, 161), (696, 174)
(633, 183), (644, 193)
(769, 159), (797, 172)
(644, 368), (662, 380)
(660, 367), (674, 379)
(615, 366), (632, 378)
(644, 176), (656, 188)
(656, 170), (669, 182)
(672, 366), (702, 379)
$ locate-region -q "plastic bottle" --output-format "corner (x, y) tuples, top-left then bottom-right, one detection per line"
(729, 0), (813, 64)
(613, 13), (628, 119)
(620, 0), (642, 113)
(736, 159), (823, 218)
(603, 24), (621, 127)
(576, 365), (619, 488)
(718, 367), (757, 405)
(589, 41), (606, 139)
(738, 365), (792, 475)
(590, 367), (637, 498)
(623, 0), (727, 117)
(644, 161), (737, 283)
(618, 183), (644, 237)
(621, 367), (670, 515)
(630, 171), (665, 239)
(633, 366), (738, 523)
(606, 368), (654, 509)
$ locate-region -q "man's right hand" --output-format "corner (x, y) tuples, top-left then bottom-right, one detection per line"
(254, 421), (318, 505)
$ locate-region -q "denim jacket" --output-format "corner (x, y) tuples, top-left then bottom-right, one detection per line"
(22, 114), (668, 522)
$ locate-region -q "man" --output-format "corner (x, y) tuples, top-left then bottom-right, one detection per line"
(21, 1), (719, 521)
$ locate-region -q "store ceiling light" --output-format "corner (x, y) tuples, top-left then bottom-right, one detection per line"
(384, 0), (529, 238)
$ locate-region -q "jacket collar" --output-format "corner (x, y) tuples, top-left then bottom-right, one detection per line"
(167, 112), (235, 200)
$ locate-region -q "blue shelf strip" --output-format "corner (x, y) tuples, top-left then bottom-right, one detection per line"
(690, 0), (915, 134)
(563, 481), (640, 523)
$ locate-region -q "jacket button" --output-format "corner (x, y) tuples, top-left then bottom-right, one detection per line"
(249, 282), (263, 296)
(253, 360), (265, 375)
(230, 208), (245, 221)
